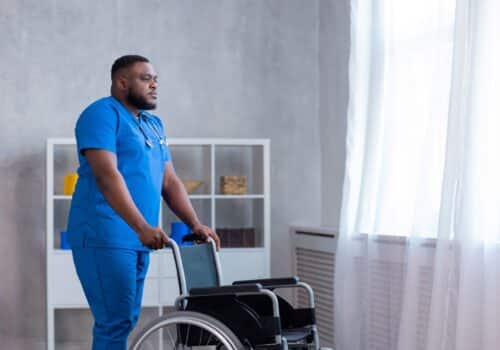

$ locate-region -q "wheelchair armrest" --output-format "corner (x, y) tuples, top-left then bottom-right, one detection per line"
(235, 277), (316, 309)
(189, 283), (263, 297)
(233, 276), (300, 287)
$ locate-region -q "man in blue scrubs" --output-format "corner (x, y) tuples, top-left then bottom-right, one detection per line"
(66, 55), (219, 349)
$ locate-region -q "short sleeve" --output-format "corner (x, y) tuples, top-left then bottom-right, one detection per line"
(75, 103), (118, 155)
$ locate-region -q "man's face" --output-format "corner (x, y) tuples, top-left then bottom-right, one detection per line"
(125, 62), (158, 110)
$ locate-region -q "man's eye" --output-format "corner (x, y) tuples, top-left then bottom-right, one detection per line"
(140, 76), (158, 83)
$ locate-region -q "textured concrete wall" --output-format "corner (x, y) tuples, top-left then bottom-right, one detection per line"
(319, 0), (349, 229)
(0, 0), (321, 347)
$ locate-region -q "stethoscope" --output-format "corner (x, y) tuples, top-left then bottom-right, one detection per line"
(136, 112), (167, 148)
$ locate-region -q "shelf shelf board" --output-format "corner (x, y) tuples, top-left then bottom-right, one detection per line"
(53, 195), (72, 200)
(48, 138), (270, 146)
(50, 247), (265, 255)
(52, 249), (72, 254)
(188, 195), (212, 199)
(217, 247), (266, 253)
(52, 195), (264, 200)
(214, 194), (264, 199)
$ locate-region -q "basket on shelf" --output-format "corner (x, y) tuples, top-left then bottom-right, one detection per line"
(181, 180), (204, 194)
(220, 176), (247, 195)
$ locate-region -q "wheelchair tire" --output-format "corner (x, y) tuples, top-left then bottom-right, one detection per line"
(129, 310), (245, 350)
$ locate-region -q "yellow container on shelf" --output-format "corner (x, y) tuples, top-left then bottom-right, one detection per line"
(63, 173), (79, 195)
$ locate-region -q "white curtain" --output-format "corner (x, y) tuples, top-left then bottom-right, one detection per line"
(334, 0), (500, 349)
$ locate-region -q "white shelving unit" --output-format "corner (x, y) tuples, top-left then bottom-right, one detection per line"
(46, 138), (270, 350)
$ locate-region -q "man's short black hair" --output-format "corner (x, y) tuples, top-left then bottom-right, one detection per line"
(111, 55), (150, 79)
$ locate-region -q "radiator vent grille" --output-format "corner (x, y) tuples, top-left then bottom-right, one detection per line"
(353, 258), (434, 350)
(296, 247), (335, 347)
(367, 259), (405, 350)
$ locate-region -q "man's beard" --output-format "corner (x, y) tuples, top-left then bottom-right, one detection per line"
(126, 89), (156, 110)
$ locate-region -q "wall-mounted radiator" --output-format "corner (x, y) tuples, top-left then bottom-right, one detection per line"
(291, 226), (337, 348)
(291, 226), (436, 350)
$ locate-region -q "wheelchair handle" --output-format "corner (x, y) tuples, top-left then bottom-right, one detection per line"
(164, 234), (222, 297)
(181, 233), (205, 242)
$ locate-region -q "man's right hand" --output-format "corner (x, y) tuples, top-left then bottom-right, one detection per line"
(138, 225), (170, 250)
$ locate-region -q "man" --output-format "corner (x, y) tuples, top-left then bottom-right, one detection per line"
(66, 55), (219, 350)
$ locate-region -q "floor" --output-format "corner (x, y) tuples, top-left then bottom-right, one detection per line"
(0, 337), (154, 350)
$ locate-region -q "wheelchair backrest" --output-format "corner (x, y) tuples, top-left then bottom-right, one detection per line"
(170, 240), (222, 295)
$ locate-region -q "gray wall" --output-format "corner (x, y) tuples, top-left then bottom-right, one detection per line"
(0, 0), (322, 347)
(319, 0), (349, 229)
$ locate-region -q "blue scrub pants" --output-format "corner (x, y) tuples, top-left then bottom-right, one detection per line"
(72, 247), (149, 350)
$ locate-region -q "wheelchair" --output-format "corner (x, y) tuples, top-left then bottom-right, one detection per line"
(130, 235), (322, 350)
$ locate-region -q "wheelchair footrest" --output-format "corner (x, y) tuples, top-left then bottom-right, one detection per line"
(282, 327), (313, 343)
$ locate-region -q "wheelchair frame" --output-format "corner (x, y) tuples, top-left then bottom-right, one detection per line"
(130, 239), (321, 350)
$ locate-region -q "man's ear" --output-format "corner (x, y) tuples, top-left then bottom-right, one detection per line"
(116, 75), (129, 90)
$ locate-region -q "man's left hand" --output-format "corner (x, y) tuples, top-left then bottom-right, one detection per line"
(192, 224), (221, 250)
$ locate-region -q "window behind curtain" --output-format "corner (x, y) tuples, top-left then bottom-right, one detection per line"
(356, 0), (456, 237)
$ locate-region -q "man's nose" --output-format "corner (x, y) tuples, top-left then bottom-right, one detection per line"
(150, 80), (158, 89)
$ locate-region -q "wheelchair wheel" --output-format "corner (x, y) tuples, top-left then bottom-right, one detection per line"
(130, 311), (245, 350)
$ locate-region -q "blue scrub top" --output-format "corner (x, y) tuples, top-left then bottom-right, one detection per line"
(67, 96), (171, 250)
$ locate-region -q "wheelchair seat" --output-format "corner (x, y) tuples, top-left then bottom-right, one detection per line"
(130, 236), (321, 350)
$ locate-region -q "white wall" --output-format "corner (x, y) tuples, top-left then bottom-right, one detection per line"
(319, 0), (350, 228)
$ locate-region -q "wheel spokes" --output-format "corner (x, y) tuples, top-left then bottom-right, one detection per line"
(131, 313), (241, 350)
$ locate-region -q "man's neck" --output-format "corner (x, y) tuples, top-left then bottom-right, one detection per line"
(112, 94), (140, 117)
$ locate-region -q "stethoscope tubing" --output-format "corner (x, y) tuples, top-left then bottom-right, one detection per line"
(136, 113), (166, 148)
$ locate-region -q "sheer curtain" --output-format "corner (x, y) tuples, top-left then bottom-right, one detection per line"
(334, 0), (500, 349)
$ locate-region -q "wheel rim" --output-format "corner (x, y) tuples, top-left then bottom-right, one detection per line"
(131, 315), (240, 350)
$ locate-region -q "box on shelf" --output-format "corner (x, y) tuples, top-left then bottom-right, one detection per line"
(220, 176), (247, 195)
(216, 227), (255, 247)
